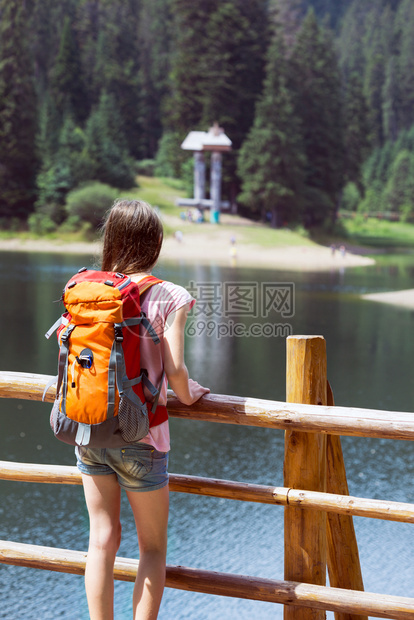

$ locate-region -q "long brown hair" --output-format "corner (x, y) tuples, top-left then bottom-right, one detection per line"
(101, 200), (163, 274)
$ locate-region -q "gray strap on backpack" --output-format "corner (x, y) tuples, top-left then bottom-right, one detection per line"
(121, 316), (160, 345)
(108, 333), (123, 418)
(109, 316), (162, 420)
(108, 323), (146, 418)
(140, 316), (160, 344)
(42, 374), (58, 401)
(45, 316), (63, 340)
(75, 423), (91, 446)
(57, 324), (76, 415)
(141, 371), (165, 414)
(149, 370), (165, 414)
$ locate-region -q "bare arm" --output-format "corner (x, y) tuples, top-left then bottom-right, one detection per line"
(163, 304), (210, 405)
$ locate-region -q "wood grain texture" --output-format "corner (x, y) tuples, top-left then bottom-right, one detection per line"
(1, 541), (413, 619)
(326, 382), (367, 620)
(0, 461), (413, 522)
(284, 336), (327, 620)
(2, 371), (414, 440)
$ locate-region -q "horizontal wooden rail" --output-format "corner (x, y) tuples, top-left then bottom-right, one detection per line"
(0, 540), (413, 619)
(1, 371), (414, 440)
(1, 460), (414, 524)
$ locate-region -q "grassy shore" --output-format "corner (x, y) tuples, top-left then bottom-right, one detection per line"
(0, 175), (319, 249)
(5, 175), (414, 271)
(335, 214), (414, 248)
(3, 177), (414, 252)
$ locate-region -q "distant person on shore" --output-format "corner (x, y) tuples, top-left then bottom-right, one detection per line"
(229, 234), (237, 264)
(77, 200), (209, 619)
(194, 208), (204, 223)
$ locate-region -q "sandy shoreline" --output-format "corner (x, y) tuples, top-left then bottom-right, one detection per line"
(5, 233), (414, 309)
(0, 237), (102, 256)
(362, 289), (414, 310)
(0, 233), (375, 273)
(162, 233), (376, 271)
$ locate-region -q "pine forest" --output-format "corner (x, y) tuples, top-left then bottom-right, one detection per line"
(1, 0), (413, 232)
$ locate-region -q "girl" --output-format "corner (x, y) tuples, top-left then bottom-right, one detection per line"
(75, 199), (209, 620)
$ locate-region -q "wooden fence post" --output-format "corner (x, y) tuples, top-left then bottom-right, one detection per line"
(326, 382), (367, 620)
(284, 335), (327, 619)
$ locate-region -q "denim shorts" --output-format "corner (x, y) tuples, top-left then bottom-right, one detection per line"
(75, 443), (169, 492)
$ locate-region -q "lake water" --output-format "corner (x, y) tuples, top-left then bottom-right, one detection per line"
(0, 249), (414, 619)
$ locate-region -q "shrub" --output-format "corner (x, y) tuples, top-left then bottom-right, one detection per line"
(136, 159), (156, 177)
(0, 217), (24, 232)
(28, 213), (56, 235)
(65, 183), (118, 230)
(58, 214), (81, 233)
(36, 163), (72, 220)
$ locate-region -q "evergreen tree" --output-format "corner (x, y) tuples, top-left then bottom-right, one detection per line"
(30, 0), (78, 96)
(30, 0), (58, 95)
(360, 138), (395, 214)
(337, 1), (376, 80)
(80, 91), (136, 189)
(394, 0), (414, 130)
(90, 0), (143, 159)
(402, 123), (414, 153)
(362, 5), (389, 146)
(200, 0), (268, 149)
(167, 0), (268, 193)
(50, 16), (89, 125)
(154, 130), (188, 179)
(0, 0), (39, 219)
(308, 0), (354, 29)
(289, 9), (345, 225)
(73, 0), (100, 101)
(362, 146), (383, 192)
(382, 55), (401, 142)
(37, 92), (62, 166)
(36, 114), (86, 223)
(376, 140), (395, 187)
(382, 149), (414, 216)
(168, 0), (216, 133)
(237, 26), (305, 227)
(169, 0), (267, 142)
(139, 0), (174, 158)
(344, 73), (370, 191)
(270, 0), (305, 51)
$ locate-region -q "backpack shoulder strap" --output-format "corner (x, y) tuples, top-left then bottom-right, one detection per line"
(135, 275), (163, 295)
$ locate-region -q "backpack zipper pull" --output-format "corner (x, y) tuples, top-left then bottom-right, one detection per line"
(71, 358), (77, 388)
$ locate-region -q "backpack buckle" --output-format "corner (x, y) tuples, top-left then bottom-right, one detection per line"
(114, 324), (124, 342)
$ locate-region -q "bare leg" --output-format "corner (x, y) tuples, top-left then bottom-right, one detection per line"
(126, 485), (169, 620)
(81, 473), (122, 620)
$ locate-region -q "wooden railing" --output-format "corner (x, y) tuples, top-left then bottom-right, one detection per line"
(1, 335), (414, 619)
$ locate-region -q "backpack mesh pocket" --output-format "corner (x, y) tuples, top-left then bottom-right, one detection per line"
(50, 399), (60, 432)
(118, 394), (149, 443)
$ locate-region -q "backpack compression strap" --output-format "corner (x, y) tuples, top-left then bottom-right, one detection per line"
(108, 315), (161, 419)
(134, 276), (166, 415)
(56, 323), (76, 414)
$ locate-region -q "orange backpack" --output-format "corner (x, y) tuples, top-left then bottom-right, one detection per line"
(44, 268), (168, 447)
